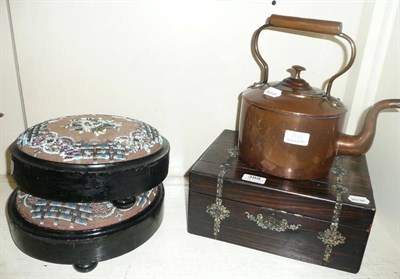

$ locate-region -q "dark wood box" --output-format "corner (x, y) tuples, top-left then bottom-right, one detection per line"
(188, 130), (375, 273)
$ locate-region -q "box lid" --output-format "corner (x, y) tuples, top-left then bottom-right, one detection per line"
(189, 130), (375, 230)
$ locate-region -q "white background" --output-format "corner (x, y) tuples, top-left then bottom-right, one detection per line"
(0, 0), (399, 278)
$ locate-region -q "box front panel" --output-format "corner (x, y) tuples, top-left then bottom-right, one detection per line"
(188, 190), (370, 273)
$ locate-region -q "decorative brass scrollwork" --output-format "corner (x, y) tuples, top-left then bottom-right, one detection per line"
(318, 156), (348, 262)
(245, 212), (301, 232)
(206, 147), (238, 238)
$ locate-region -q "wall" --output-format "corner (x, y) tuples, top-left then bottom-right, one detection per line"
(366, 7), (399, 239)
(1, 1), (399, 226)
(0, 0), (26, 174)
(2, 0), (368, 176)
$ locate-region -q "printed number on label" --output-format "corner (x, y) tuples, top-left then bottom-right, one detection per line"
(348, 195), (370, 205)
(242, 174), (266, 185)
(284, 130), (310, 146)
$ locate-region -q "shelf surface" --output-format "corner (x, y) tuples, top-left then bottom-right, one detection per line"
(0, 175), (398, 279)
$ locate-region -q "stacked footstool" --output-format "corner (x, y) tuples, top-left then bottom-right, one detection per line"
(6, 114), (169, 272)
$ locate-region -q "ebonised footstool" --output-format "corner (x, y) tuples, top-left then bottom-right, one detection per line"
(6, 114), (169, 272)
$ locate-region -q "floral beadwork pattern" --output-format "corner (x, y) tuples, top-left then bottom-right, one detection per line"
(16, 187), (158, 230)
(17, 115), (163, 164)
(62, 117), (122, 136)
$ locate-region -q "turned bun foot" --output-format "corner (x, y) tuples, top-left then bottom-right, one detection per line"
(73, 262), (98, 273)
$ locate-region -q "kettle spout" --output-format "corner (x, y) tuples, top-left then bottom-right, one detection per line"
(337, 99), (400, 156)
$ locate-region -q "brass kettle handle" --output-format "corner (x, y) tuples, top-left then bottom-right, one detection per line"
(252, 14), (356, 97)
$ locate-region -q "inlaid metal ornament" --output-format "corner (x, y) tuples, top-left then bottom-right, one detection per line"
(245, 212), (301, 232)
(226, 146), (239, 158)
(17, 114), (163, 164)
(318, 225), (346, 252)
(206, 147), (238, 238)
(318, 156), (348, 262)
(206, 198), (230, 237)
(16, 188), (158, 231)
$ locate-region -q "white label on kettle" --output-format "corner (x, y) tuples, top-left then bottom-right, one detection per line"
(264, 87), (282, 98)
(284, 130), (310, 146)
(10, 159), (14, 175)
(348, 195), (370, 205)
(242, 174), (266, 185)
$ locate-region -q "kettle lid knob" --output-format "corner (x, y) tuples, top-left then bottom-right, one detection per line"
(291, 65), (306, 79)
(279, 64), (315, 94)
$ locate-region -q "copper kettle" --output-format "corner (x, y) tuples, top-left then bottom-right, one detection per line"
(238, 14), (400, 180)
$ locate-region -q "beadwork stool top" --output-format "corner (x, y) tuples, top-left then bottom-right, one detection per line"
(16, 187), (159, 231)
(17, 114), (164, 164)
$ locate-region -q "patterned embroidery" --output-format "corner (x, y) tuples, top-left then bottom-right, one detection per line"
(17, 116), (163, 163)
(17, 188), (157, 230)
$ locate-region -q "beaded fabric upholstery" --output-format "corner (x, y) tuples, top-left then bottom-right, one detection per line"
(17, 114), (163, 164)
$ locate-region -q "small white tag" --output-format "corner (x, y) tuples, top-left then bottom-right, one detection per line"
(242, 174), (266, 185)
(264, 87), (282, 98)
(284, 130), (310, 146)
(348, 195), (370, 205)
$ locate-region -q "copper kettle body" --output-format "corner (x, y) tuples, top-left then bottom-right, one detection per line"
(238, 15), (400, 180)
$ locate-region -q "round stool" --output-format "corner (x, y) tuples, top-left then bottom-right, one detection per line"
(7, 185), (164, 272)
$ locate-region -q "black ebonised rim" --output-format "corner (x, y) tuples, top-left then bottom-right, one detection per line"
(6, 184), (164, 267)
(10, 138), (170, 202)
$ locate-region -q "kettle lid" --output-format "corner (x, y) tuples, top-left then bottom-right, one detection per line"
(275, 65), (324, 98)
(245, 65), (347, 118)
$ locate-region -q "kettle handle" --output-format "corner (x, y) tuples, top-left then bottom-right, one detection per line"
(252, 14), (356, 97)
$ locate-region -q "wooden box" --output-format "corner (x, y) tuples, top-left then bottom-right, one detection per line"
(188, 130), (375, 273)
